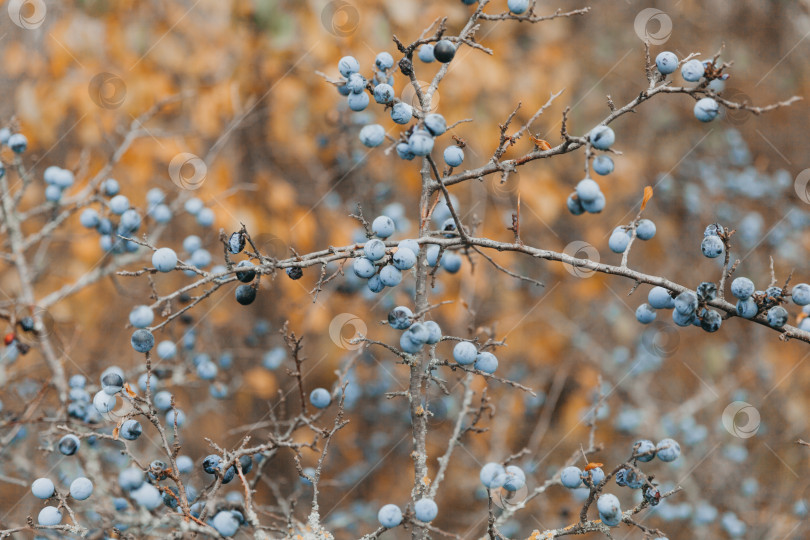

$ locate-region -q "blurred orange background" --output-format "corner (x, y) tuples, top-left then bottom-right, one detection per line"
(1, 1), (809, 538)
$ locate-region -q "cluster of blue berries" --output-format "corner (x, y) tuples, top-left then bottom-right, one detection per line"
(180, 195), (216, 228)
(352, 213), (463, 293)
(638, 282), (723, 332)
(77, 179), (144, 254)
(659, 129), (805, 260)
(632, 225), (730, 331)
(731, 275), (809, 330)
(388, 306), (442, 353)
(224, 232), (262, 305)
(336, 48), (464, 167)
(32, 475), (94, 526)
(375, 498), (439, 528)
(654, 51), (728, 122)
(46, 321), (293, 534)
(609, 219), (656, 254)
(0, 128), (28, 154)
(1, 316), (35, 364)
(43, 165), (75, 204)
(65, 369), (124, 425)
(389, 303), (500, 378)
(479, 462), (527, 492)
(567, 126), (616, 215)
(560, 439), (680, 527)
(118, 454), (255, 535)
(353, 218), (408, 290)
(416, 40), (457, 65)
(0, 130), (28, 197)
(0, 128), (76, 204)
(560, 465), (605, 489)
(453, 340), (499, 374)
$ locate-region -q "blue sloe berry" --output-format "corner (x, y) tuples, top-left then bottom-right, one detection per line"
(310, 388), (332, 409)
(560, 466), (582, 488)
(589, 125), (615, 150)
(648, 286), (675, 309)
(731, 277), (755, 300)
(694, 98), (720, 122)
(453, 341), (477, 365)
(592, 155), (614, 175)
(655, 51), (678, 75)
(433, 39), (456, 63)
(418, 44), (435, 63)
(635, 304), (656, 324)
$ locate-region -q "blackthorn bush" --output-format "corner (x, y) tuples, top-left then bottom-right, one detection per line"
(0, 2), (808, 539)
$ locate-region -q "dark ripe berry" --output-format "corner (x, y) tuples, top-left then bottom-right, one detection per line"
(696, 281), (718, 302)
(235, 261), (256, 283)
(440, 218), (457, 238)
(162, 486), (179, 509)
(700, 309), (722, 332)
(180, 314), (194, 325)
(765, 286), (783, 301)
(179, 293), (192, 303)
(286, 267), (303, 280)
(8, 133), (27, 153)
(433, 39), (456, 63)
(235, 285), (257, 305)
(388, 306), (414, 330)
(398, 57), (413, 76)
(228, 231), (246, 254)
(767, 305), (789, 328)
(120, 419), (142, 440)
(222, 465), (236, 484)
(131, 329), (155, 353)
(148, 460), (166, 481)
(231, 509), (246, 525)
(625, 469), (645, 489)
(67, 401), (88, 420)
(615, 467), (644, 489)
(643, 486), (661, 506)
(567, 193), (585, 215)
(203, 454), (221, 474)
(101, 372), (124, 394)
(58, 434), (80, 456)
(20, 317), (34, 332)
(239, 455), (253, 474)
